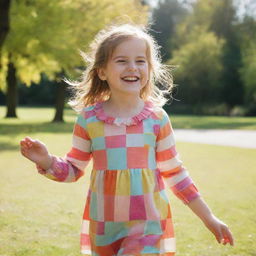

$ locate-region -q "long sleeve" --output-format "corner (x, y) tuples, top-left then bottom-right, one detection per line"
(156, 110), (200, 204)
(37, 111), (92, 182)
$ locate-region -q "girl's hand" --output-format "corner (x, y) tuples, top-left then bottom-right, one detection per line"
(20, 136), (52, 169)
(203, 214), (234, 246)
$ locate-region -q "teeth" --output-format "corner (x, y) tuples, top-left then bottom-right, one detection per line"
(123, 76), (138, 81)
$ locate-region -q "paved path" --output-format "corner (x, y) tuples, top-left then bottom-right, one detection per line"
(174, 129), (256, 149)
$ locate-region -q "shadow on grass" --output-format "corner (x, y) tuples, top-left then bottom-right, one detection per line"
(0, 121), (74, 135)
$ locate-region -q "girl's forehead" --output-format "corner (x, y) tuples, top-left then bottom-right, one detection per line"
(111, 37), (148, 57)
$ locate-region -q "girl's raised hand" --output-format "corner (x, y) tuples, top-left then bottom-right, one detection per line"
(20, 137), (52, 169)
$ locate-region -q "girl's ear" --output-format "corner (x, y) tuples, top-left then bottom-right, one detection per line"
(97, 68), (107, 81)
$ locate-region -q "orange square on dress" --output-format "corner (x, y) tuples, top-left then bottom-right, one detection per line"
(93, 150), (107, 170)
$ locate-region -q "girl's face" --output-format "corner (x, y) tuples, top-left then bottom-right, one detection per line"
(98, 37), (149, 97)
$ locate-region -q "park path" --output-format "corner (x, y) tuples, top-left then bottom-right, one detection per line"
(174, 129), (256, 149)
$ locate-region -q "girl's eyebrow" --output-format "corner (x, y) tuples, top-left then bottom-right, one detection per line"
(113, 55), (146, 60)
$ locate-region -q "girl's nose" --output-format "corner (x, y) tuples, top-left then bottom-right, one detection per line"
(127, 62), (137, 71)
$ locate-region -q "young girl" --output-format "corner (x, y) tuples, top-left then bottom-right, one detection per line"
(20, 24), (234, 256)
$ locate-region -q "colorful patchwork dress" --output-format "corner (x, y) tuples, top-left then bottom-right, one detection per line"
(37, 101), (200, 256)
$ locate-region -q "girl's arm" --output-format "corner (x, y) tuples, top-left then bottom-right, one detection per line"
(187, 196), (234, 246)
(20, 112), (92, 182)
(156, 110), (234, 246)
(156, 110), (200, 204)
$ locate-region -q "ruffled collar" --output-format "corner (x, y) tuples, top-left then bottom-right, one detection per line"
(93, 101), (154, 126)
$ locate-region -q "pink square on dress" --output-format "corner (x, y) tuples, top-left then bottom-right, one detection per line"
(96, 222), (105, 235)
(105, 135), (126, 148)
(153, 124), (160, 136)
(129, 195), (147, 220)
(127, 147), (148, 168)
(114, 195), (130, 221)
(126, 122), (143, 134)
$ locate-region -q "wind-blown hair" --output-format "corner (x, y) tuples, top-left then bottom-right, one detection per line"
(67, 23), (174, 112)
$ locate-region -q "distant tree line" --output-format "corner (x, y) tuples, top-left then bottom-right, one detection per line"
(150, 0), (256, 116)
(0, 0), (256, 118)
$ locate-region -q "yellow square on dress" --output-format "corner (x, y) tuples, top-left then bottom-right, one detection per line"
(87, 121), (105, 138)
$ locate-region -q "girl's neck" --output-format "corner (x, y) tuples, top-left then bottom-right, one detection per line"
(103, 94), (144, 118)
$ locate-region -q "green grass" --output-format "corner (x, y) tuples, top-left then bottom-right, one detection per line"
(1, 106), (256, 132)
(0, 107), (256, 256)
(169, 114), (256, 130)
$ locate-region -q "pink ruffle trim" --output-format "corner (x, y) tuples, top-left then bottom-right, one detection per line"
(93, 101), (154, 126)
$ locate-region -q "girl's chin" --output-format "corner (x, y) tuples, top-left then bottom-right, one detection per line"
(111, 89), (141, 96)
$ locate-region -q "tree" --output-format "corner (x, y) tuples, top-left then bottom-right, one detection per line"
(0, 0), (11, 57)
(1, 0), (148, 120)
(170, 28), (224, 104)
(168, 0), (245, 109)
(150, 0), (187, 61)
(239, 16), (256, 114)
(209, 0), (244, 106)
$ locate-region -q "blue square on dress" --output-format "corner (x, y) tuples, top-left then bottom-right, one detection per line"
(107, 148), (127, 169)
(142, 246), (159, 254)
(76, 114), (87, 127)
(96, 222), (128, 246)
(130, 169), (143, 195)
(148, 147), (156, 169)
(143, 119), (157, 133)
(144, 133), (156, 147)
(92, 137), (106, 150)
(86, 115), (98, 124)
(144, 220), (162, 235)
(90, 191), (98, 220)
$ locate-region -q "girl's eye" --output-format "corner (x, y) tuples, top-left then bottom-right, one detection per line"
(137, 60), (146, 63)
(116, 59), (126, 63)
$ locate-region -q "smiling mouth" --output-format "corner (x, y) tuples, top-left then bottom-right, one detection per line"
(121, 76), (140, 82)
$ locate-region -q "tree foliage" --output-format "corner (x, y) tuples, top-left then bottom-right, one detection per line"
(150, 0), (187, 61)
(0, 0), (148, 118)
(167, 0), (247, 108)
(170, 28), (224, 104)
(239, 16), (256, 112)
(1, 0), (147, 89)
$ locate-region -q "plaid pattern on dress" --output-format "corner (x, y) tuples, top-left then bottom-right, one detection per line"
(38, 101), (200, 256)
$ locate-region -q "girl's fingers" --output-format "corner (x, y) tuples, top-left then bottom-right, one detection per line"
(223, 227), (234, 246)
(220, 226), (234, 246)
(20, 140), (29, 150)
(21, 150), (27, 156)
(25, 136), (34, 144)
(217, 233), (223, 244)
(22, 137), (41, 148)
(20, 146), (28, 156)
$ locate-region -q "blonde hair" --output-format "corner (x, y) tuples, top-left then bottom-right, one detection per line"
(67, 23), (174, 112)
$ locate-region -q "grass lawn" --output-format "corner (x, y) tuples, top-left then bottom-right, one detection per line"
(1, 106), (256, 131)
(169, 114), (256, 130)
(0, 107), (256, 256)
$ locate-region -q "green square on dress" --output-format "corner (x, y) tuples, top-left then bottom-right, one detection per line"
(92, 137), (106, 150)
(107, 148), (127, 169)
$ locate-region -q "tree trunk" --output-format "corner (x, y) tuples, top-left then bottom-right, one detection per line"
(5, 60), (17, 118)
(52, 80), (66, 122)
(0, 0), (11, 62)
